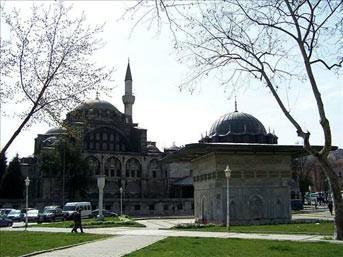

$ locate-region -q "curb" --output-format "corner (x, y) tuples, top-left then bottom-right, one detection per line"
(20, 236), (113, 257)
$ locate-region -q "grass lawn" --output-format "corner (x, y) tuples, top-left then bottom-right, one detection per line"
(34, 216), (145, 228)
(124, 237), (343, 257)
(0, 231), (109, 257)
(173, 222), (334, 235)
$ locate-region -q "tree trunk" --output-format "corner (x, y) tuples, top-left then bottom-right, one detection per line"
(317, 155), (343, 240)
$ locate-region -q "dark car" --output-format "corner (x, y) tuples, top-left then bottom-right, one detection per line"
(7, 209), (24, 222)
(38, 206), (64, 223)
(291, 199), (304, 211)
(0, 208), (15, 217)
(91, 209), (118, 218)
(0, 216), (13, 227)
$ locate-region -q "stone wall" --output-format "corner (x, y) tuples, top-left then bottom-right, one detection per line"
(193, 152), (291, 225)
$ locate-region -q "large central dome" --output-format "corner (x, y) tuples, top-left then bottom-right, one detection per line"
(201, 110), (277, 144)
(75, 99), (119, 112)
(209, 111), (267, 136)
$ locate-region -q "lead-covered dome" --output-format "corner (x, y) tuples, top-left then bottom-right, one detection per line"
(75, 99), (120, 112)
(45, 127), (67, 135)
(201, 111), (277, 144)
(209, 112), (267, 136)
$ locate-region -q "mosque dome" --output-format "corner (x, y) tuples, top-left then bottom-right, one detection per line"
(75, 99), (120, 113)
(147, 142), (161, 153)
(202, 109), (277, 144)
(45, 127), (67, 135)
(209, 111), (267, 136)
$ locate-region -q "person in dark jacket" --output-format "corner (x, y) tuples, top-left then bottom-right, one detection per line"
(71, 208), (84, 233)
(328, 201), (333, 215)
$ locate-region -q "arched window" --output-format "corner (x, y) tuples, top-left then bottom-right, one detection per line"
(126, 158), (141, 178)
(249, 195), (264, 220)
(85, 156), (100, 176)
(105, 157), (121, 177)
(148, 159), (161, 178)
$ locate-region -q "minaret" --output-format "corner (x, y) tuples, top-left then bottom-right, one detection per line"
(122, 61), (135, 118)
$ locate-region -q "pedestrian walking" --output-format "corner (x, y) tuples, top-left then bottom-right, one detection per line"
(328, 201), (333, 215)
(71, 208), (84, 233)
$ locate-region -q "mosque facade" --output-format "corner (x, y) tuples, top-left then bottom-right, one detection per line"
(31, 63), (193, 216)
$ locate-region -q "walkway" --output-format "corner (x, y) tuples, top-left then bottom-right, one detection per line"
(32, 235), (165, 257)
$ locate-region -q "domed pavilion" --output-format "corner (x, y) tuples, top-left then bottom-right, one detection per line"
(165, 101), (309, 225)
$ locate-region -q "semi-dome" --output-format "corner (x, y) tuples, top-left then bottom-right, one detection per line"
(202, 110), (277, 144)
(75, 99), (120, 112)
(45, 127), (67, 135)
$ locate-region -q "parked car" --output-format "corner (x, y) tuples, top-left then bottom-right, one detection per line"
(91, 209), (118, 218)
(38, 206), (64, 223)
(291, 199), (304, 211)
(0, 216), (13, 227)
(62, 202), (92, 219)
(0, 208), (16, 217)
(25, 209), (39, 222)
(7, 209), (24, 222)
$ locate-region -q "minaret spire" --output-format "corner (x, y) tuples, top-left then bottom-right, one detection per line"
(122, 59), (135, 119)
(234, 96), (238, 112)
(125, 60), (132, 81)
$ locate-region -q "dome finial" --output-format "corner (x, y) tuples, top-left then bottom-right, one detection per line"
(234, 95), (238, 112)
(95, 91), (100, 100)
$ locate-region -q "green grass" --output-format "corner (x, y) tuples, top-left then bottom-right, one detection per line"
(173, 222), (334, 235)
(0, 231), (109, 257)
(124, 237), (343, 257)
(34, 216), (145, 228)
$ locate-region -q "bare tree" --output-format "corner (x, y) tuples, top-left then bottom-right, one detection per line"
(127, 0), (343, 239)
(0, 3), (112, 159)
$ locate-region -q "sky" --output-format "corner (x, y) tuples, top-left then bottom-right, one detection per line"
(1, 1), (342, 160)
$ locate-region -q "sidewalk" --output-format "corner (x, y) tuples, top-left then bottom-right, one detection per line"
(32, 235), (165, 257)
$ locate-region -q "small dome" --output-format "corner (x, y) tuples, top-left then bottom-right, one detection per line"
(164, 142), (180, 152)
(147, 144), (161, 153)
(202, 111), (277, 144)
(209, 112), (267, 136)
(45, 127), (67, 135)
(75, 99), (119, 112)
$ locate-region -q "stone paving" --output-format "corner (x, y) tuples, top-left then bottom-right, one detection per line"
(32, 235), (165, 257)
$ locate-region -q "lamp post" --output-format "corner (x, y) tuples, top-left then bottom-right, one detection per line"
(24, 177), (30, 231)
(224, 165), (232, 232)
(308, 185), (314, 212)
(62, 139), (66, 207)
(97, 175), (106, 221)
(119, 187), (123, 216)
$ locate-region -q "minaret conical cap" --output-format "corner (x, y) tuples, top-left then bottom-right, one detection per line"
(125, 61), (132, 81)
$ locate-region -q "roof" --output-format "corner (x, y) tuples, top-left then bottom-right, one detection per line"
(209, 111), (267, 136)
(125, 62), (132, 81)
(163, 143), (333, 162)
(74, 99), (120, 113)
(173, 176), (193, 186)
(45, 127), (67, 135)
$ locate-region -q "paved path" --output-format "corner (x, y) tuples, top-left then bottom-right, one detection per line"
(32, 235), (165, 257)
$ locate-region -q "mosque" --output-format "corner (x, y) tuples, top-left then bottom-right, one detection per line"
(30, 63), (193, 216)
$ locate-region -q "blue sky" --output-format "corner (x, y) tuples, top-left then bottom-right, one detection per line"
(1, 1), (342, 159)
